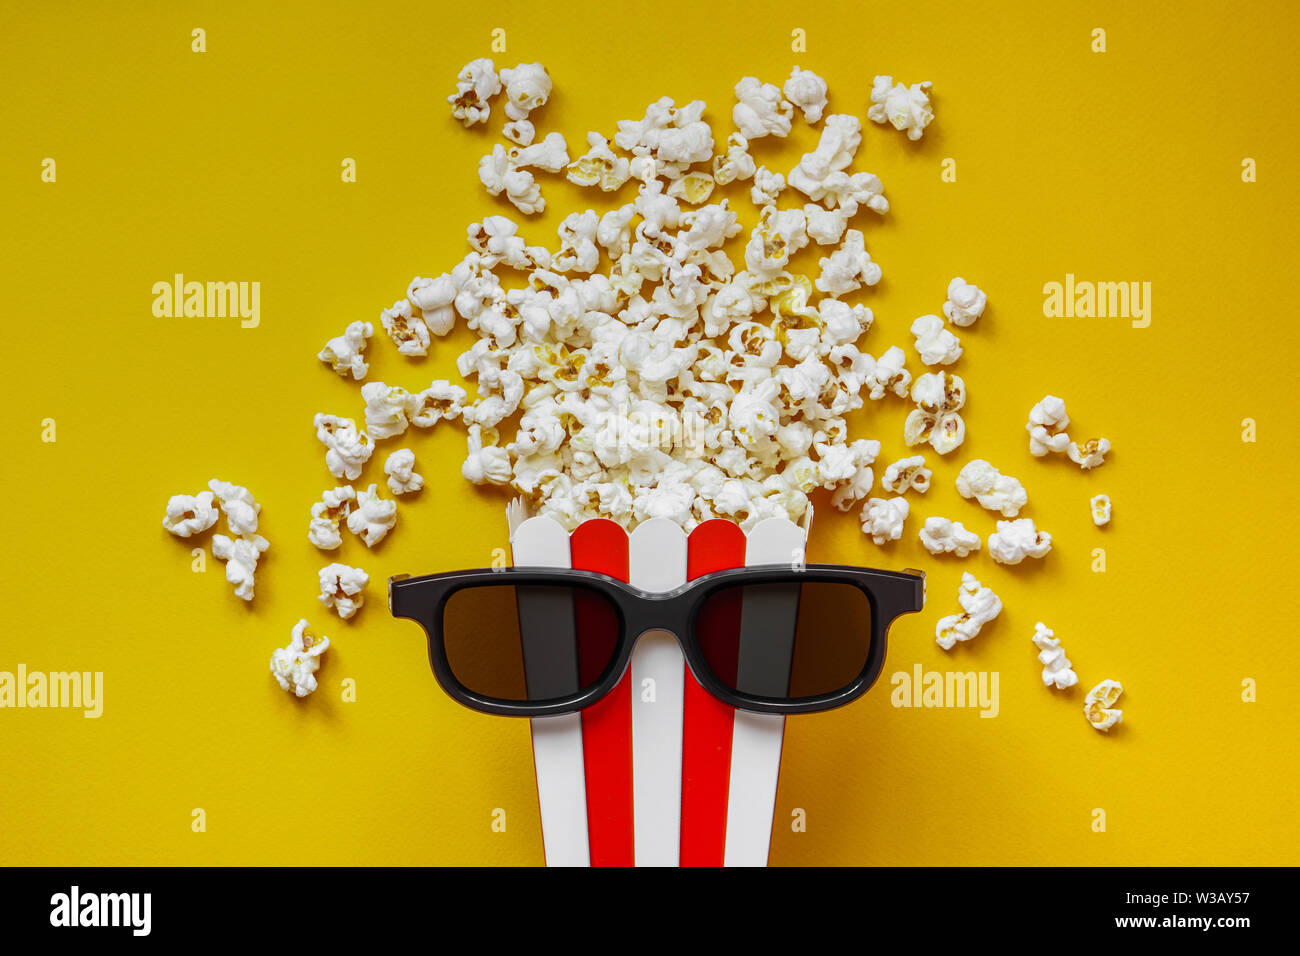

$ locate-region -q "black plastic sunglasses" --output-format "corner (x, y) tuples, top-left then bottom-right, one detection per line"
(390, 564), (925, 717)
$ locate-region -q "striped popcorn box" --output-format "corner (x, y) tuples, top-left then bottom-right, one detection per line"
(508, 503), (811, 867)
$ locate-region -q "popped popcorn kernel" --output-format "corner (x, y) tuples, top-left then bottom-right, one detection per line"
(904, 372), (965, 454)
(318, 320), (373, 380)
(955, 459), (1027, 517)
(935, 572), (1001, 650)
(881, 455), (931, 495)
(783, 67), (829, 124)
(1068, 437), (1111, 470)
(213, 532), (269, 602)
(1026, 395), (1070, 457)
(1084, 679), (1124, 732)
(314, 413), (374, 481)
(567, 132), (631, 191)
(1091, 493), (1112, 526)
(943, 277), (986, 327)
(988, 517), (1052, 565)
(499, 62), (552, 140)
(385, 449), (424, 496)
(448, 58), (501, 127)
(270, 619), (330, 698)
(918, 516), (981, 557)
(209, 479), (261, 535)
(867, 75), (934, 141)
(733, 76), (793, 139)
(308, 486), (356, 551)
(860, 496), (909, 545)
(1032, 622), (1078, 690)
(318, 562), (369, 620)
(910, 313), (962, 366)
(361, 382), (412, 441)
(162, 491), (218, 538)
(346, 483), (397, 547)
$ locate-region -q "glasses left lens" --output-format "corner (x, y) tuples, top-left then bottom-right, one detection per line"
(441, 583), (622, 704)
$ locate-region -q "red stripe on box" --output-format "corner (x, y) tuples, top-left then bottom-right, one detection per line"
(570, 519), (634, 868)
(680, 519), (747, 867)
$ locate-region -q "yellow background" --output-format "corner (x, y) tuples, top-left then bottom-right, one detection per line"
(2, 0), (1297, 866)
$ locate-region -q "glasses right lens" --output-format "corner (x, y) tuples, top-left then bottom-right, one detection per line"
(441, 583), (621, 704)
(695, 581), (873, 701)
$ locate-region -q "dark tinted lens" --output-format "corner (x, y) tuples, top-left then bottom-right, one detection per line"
(695, 581), (872, 700)
(441, 584), (621, 702)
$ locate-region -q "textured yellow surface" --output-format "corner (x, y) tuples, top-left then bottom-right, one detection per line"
(1, 0), (1297, 866)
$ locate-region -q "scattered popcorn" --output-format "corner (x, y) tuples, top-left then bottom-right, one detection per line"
(385, 449), (423, 496)
(567, 132), (632, 191)
(935, 572), (1001, 650)
(943, 277), (986, 327)
(270, 619), (330, 698)
(378, 301), (429, 357)
(345, 484), (397, 547)
(448, 58), (501, 127)
(479, 145), (544, 215)
(509, 132), (570, 173)
(1091, 493), (1112, 526)
(918, 516), (981, 557)
(955, 459), (1027, 517)
(162, 491), (218, 538)
(1084, 679), (1124, 732)
(816, 229), (881, 296)
(910, 313), (962, 366)
(860, 496), (909, 545)
(408, 380), (467, 427)
(212, 533), (269, 602)
(499, 63), (552, 144)
(318, 320), (373, 380)
(318, 563), (369, 620)
(904, 372), (965, 455)
(1068, 437), (1111, 470)
(733, 77), (793, 139)
(615, 98), (713, 179)
(209, 479), (261, 535)
(783, 67), (829, 123)
(308, 486), (356, 551)
(1032, 622), (1078, 690)
(988, 518), (1053, 565)
(361, 382), (411, 441)
(314, 413), (374, 481)
(1026, 395), (1070, 456)
(407, 274), (457, 336)
(712, 133), (757, 185)
(788, 115), (889, 215)
(867, 75), (934, 141)
(750, 166), (785, 205)
(882, 456), (931, 494)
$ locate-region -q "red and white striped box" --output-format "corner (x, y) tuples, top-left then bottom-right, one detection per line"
(509, 507), (810, 867)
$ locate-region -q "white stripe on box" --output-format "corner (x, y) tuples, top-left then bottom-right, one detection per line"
(723, 517), (806, 867)
(511, 516), (591, 868)
(628, 518), (688, 867)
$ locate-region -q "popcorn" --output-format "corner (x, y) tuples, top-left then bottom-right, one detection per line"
(955, 459), (1027, 517)
(270, 619), (330, 698)
(314, 413), (374, 481)
(860, 496), (909, 544)
(318, 320), (373, 379)
(318, 562), (369, 620)
(407, 274), (457, 336)
(385, 448), (423, 496)
(903, 372), (965, 454)
(910, 314), (962, 366)
(750, 166), (785, 205)
(553, 210), (601, 274)
(408, 380), (467, 427)
(943, 277), (986, 327)
(212, 533), (269, 602)
(479, 145), (544, 215)
(918, 516), (981, 557)
(448, 58), (501, 127)
(1032, 622), (1078, 690)
(345, 483), (397, 547)
(1091, 493), (1112, 526)
(361, 382), (411, 441)
(712, 133), (757, 185)
(856, 345), (911, 400)
(828, 438), (882, 511)
(467, 217), (550, 273)
(1026, 395), (1070, 456)
(667, 171), (716, 205)
(732, 77), (793, 139)
(209, 479), (261, 535)
(816, 229), (881, 296)
(1084, 679), (1124, 732)
(882, 456), (932, 494)
(788, 116), (889, 216)
(378, 300), (429, 357)
(615, 98), (713, 179)
(567, 132), (631, 191)
(988, 518), (1053, 565)
(867, 75), (934, 141)
(803, 203), (852, 245)
(509, 132), (569, 173)
(935, 572), (1001, 650)
(503, 119), (535, 146)
(499, 63), (552, 141)
(783, 67), (829, 123)
(1068, 437), (1111, 470)
(462, 424), (512, 485)
(162, 491), (218, 538)
(308, 486), (356, 550)
(745, 206), (808, 277)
